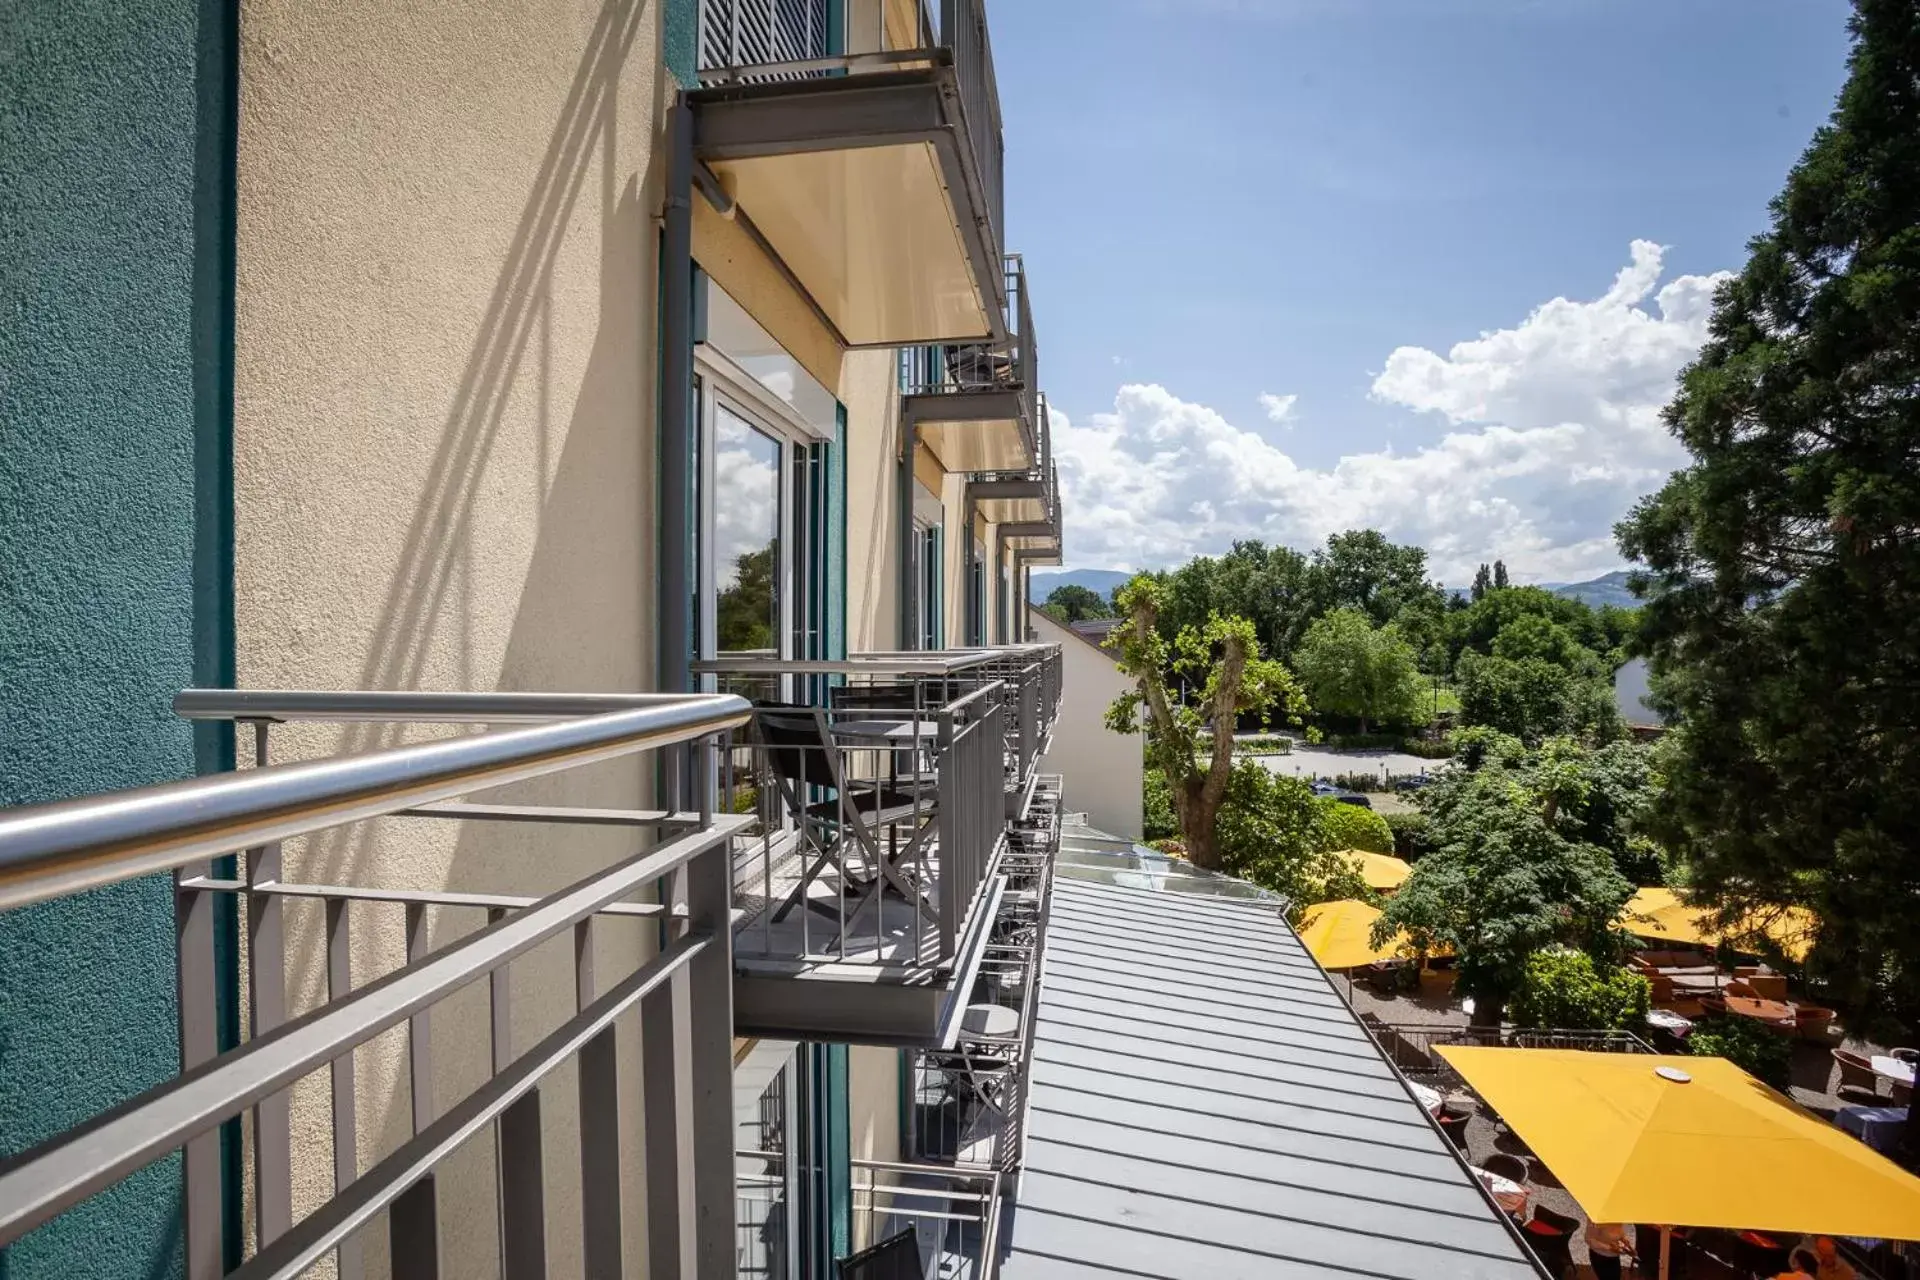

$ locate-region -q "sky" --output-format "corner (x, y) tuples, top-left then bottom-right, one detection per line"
(991, 0), (1855, 587)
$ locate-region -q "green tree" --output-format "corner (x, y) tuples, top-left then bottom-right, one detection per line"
(1105, 575), (1308, 871)
(1306, 530), (1442, 631)
(1614, 0), (1920, 1156)
(1374, 737), (1636, 1025)
(1215, 764), (1372, 909)
(1041, 583), (1111, 624)
(1493, 559), (1511, 591)
(1471, 563), (1492, 603)
(1293, 607), (1427, 733)
(1313, 798), (1395, 855)
(1456, 651), (1619, 744)
(1510, 949), (1651, 1031)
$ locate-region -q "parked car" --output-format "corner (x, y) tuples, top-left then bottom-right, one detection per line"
(1309, 780), (1373, 809)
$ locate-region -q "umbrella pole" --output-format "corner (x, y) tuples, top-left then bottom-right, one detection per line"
(1659, 1225), (1670, 1280)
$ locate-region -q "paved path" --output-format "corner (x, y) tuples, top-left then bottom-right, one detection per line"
(1254, 744), (1438, 782)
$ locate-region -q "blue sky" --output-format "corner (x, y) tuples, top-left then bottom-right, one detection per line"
(992, 0), (1853, 585)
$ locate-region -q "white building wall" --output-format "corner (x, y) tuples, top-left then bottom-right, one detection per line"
(1031, 611), (1142, 840)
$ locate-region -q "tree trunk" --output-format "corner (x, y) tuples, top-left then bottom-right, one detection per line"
(1177, 777), (1224, 871)
(1469, 994), (1504, 1030)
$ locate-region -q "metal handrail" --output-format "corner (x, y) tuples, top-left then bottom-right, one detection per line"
(692, 652), (997, 676)
(0, 693), (749, 910)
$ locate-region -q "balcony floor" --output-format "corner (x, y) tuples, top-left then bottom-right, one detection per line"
(732, 835), (949, 968)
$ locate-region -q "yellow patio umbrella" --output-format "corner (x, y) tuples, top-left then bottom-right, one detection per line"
(1437, 1046), (1920, 1278)
(1623, 887), (1817, 963)
(1296, 899), (1412, 970)
(1338, 848), (1413, 892)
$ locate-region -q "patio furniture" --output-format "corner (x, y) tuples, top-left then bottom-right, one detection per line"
(1409, 1080), (1444, 1116)
(1521, 1205), (1578, 1278)
(1792, 1004), (1837, 1042)
(1833, 1049), (1883, 1101)
(755, 703), (938, 930)
(837, 1226), (920, 1280)
(1435, 1109), (1469, 1147)
(1870, 1054), (1916, 1088)
(1835, 1104), (1908, 1154)
(1472, 1162), (1530, 1217)
(1482, 1152), (1531, 1185)
(1722, 995), (1796, 1030)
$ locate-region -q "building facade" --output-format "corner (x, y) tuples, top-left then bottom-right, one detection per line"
(2, 1), (1062, 1276)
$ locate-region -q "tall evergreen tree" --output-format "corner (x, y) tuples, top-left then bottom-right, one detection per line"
(1617, 0), (1920, 1162)
(1492, 560), (1510, 591)
(1471, 563), (1493, 602)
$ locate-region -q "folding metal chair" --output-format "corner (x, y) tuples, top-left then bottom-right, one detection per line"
(754, 703), (938, 930)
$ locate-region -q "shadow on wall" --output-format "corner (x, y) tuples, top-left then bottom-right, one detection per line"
(258, 0), (671, 1272)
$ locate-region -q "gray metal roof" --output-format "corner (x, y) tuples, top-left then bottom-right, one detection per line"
(1000, 872), (1544, 1280)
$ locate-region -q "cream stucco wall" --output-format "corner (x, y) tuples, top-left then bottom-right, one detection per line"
(841, 350), (904, 653)
(846, 1045), (904, 1247)
(1033, 612), (1144, 840)
(232, 1), (670, 1274)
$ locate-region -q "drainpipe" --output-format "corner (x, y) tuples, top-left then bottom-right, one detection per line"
(660, 97), (694, 801)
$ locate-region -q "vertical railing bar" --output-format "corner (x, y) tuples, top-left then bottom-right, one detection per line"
(642, 961), (694, 1277)
(405, 901), (433, 1133)
(390, 1176), (441, 1280)
(247, 720), (294, 1248)
(686, 838), (738, 1275)
(176, 862), (223, 1280)
(574, 914), (623, 1273)
(326, 898), (362, 1280)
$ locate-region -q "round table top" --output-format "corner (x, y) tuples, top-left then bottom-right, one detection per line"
(1723, 995), (1795, 1023)
(962, 1003), (1019, 1039)
(1870, 1055), (1916, 1084)
(1409, 1082), (1443, 1115)
(1470, 1166), (1529, 1212)
(1646, 1009), (1694, 1031)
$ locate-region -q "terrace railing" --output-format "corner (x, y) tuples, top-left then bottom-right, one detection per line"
(691, 654), (1010, 969)
(901, 255), (1037, 449)
(1361, 1019), (1654, 1087)
(0, 689), (751, 1280)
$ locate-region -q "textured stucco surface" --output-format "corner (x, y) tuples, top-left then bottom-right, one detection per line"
(841, 349), (903, 650)
(0, 1), (216, 1276)
(845, 1045), (903, 1250)
(231, 1), (668, 1273)
(1033, 612), (1144, 841)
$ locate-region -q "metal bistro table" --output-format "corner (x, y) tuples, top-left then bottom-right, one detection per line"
(830, 717), (942, 925)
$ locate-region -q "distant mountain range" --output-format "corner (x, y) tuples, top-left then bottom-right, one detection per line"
(1544, 570), (1639, 609)
(1031, 566), (1640, 610)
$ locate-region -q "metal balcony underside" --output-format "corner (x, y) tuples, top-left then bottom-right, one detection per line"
(733, 876), (1006, 1047)
(688, 65), (1005, 349)
(969, 473), (1048, 525)
(912, 395), (1032, 472)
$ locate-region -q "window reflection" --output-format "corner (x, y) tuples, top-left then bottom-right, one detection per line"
(715, 406), (782, 663)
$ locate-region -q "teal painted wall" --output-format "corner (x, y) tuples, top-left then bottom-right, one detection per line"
(665, 0), (698, 85)
(0, 0), (235, 1276)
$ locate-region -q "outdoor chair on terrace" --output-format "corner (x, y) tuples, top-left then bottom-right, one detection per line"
(755, 703), (938, 931)
(1832, 1048), (1882, 1101)
(837, 1227), (920, 1280)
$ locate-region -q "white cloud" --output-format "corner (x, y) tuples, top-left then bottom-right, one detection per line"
(1055, 241), (1730, 585)
(1258, 392), (1298, 424)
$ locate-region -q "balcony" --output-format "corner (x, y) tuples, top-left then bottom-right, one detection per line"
(966, 395), (1056, 528)
(904, 255), (1039, 472)
(692, 647), (1060, 1044)
(689, 0), (1006, 348)
(0, 689), (753, 1277)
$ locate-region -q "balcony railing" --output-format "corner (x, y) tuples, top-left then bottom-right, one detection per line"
(906, 776), (1058, 1175)
(901, 255), (1038, 456)
(694, 659), (1008, 972)
(0, 689), (751, 1279)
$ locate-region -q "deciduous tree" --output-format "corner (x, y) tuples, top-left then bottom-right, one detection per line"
(1105, 575), (1307, 871)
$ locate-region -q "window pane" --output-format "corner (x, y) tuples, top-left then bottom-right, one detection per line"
(714, 405), (782, 659)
